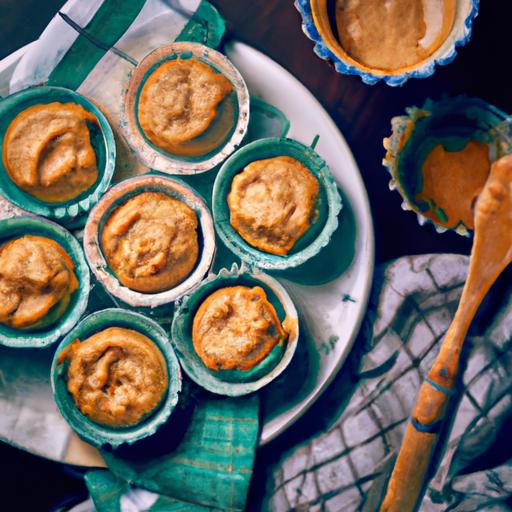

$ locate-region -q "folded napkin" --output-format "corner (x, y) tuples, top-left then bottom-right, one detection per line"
(86, 395), (259, 511)
(266, 254), (512, 511)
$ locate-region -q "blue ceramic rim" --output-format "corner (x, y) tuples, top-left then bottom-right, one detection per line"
(294, 0), (480, 87)
(51, 308), (182, 449)
(171, 264), (299, 397)
(0, 215), (90, 348)
(212, 137), (343, 270)
(0, 85), (116, 220)
(383, 96), (511, 236)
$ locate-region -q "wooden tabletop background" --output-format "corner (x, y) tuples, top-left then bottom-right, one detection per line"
(1, 1), (511, 509)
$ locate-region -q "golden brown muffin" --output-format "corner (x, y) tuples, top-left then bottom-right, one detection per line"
(60, 327), (168, 427)
(2, 102), (98, 202)
(228, 156), (320, 256)
(192, 285), (288, 371)
(138, 57), (232, 153)
(101, 191), (199, 293)
(335, 0), (456, 71)
(0, 235), (78, 329)
(415, 140), (491, 230)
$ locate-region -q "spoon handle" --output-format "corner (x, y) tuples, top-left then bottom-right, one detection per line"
(379, 367), (454, 511)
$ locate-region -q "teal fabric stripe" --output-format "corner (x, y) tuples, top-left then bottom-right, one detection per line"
(177, 0), (226, 49)
(47, 0), (146, 89)
(85, 470), (128, 512)
(150, 495), (219, 511)
(102, 395), (259, 512)
(46, 0), (225, 91)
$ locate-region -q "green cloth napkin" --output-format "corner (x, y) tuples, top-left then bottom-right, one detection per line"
(86, 395), (260, 512)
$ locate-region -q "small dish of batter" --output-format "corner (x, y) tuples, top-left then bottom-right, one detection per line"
(228, 156), (320, 256)
(2, 102), (99, 202)
(59, 326), (168, 427)
(101, 191), (199, 293)
(0, 235), (78, 330)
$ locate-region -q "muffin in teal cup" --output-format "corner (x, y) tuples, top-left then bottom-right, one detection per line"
(83, 174), (216, 312)
(383, 97), (512, 236)
(0, 86), (115, 226)
(212, 137), (342, 270)
(51, 308), (182, 449)
(0, 215), (90, 348)
(171, 265), (299, 396)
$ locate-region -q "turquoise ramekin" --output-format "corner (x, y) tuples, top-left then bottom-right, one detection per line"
(171, 265), (299, 397)
(0, 86), (116, 225)
(51, 308), (182, 449)
(0, 215), (90, 348)
(212, 137), (342, 270)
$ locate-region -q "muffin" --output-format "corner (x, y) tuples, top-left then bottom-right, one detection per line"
(228, 156), (320, 256)
(171, 267), (299, 396)
(192, 285), (289, 372)
(101, 191), (199, 293)
(213, 137), (342, 270)
(84, 175), (215, 309)
(2, 103), (98, 202)
(138, 57), (233, 156)
(58, 327), (168, 427)
(0, 86), (115, 224)
(122, 42), (249, 174)
(0, 235), (78, 330)
(0, 215), (90, 348)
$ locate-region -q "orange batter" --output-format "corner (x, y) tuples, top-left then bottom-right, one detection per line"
(2, 103), (98, 202)
(335, 0), (456, 71)
(192, 286), (288, 371)
(228, 156), (320, 256)
(0, 235), (78, 329)
(416, 140), (491, 229)
(138, 58), (232, 155)
(60, 327), (168, 427)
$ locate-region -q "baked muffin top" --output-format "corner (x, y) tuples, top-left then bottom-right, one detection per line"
(0, 235), (78, 329)
(192, 285), (288, 372)
(101, 191), (199, 293)
(138, 57), (232, 153)
(2, 102), (98, 202)
(228, 156), (320, 256)
(60, 327), (168, 427)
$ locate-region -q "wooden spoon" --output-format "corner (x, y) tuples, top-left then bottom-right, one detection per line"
(380, 153), (512, 512)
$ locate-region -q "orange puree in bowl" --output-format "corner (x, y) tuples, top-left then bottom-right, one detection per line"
(415, 140), (491, 230)
(2, 103), (99, 202)
(335, 0), (456, 71)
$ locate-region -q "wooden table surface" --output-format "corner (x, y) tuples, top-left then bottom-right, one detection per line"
(0, 1), (511, 510)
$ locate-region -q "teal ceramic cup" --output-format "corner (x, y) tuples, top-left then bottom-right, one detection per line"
(171, 265), (299, 396)
(83, 174), (216, 311)
(0, 86), (116, 225)
(51, 308), (182, 449)
(122, 42), (250, 175)
(383, 97), (512, 236)
(212, 137), (342, 270)
(0, 215), (90, 348)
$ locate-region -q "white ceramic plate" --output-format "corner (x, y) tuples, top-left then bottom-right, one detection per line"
(0, 40), (374, 466)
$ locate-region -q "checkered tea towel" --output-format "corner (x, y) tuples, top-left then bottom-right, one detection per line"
(266, 254), (512, 511)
